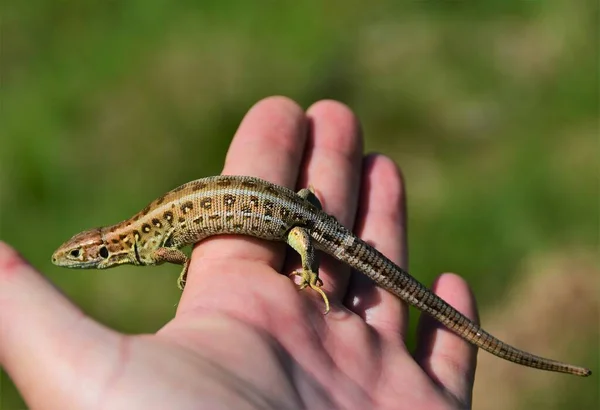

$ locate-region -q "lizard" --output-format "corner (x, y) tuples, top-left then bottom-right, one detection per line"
(51, 175), (592, 377)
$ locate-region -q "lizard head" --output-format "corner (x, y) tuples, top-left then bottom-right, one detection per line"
(52, 227), (132, 269)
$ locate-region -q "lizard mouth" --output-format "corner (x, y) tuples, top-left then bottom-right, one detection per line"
(51, 253), (98, 269)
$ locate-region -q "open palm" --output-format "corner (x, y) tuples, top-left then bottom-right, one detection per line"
(0, 97), (477, 410)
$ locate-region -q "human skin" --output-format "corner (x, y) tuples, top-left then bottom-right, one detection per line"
(0, 97), (477, 410)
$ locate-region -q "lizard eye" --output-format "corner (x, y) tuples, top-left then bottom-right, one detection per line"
(99, 246), (109, 259)
(70, 249), (80, 258)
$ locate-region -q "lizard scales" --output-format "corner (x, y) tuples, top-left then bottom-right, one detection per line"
(51, 175), (592, 377)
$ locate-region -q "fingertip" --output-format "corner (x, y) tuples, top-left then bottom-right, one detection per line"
(223, 95), (306, 184)
(305, 100), (363, 159)
(249, 95), (304, 119)
(306, 99), (360, 129)
(360, 154), (406, 229)
(0, 241), (29, 278)
(306, 98), (354, 115)
(363, 153), (405, 183)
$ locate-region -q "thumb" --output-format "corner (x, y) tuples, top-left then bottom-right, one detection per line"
(0, 242), (122, 409)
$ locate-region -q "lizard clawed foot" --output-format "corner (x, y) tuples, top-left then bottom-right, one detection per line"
(289, 269), (330, 314)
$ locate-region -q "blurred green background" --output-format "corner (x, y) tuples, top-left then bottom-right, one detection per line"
(1, 1), (598, 408)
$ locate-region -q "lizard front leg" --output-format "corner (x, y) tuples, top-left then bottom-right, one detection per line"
(152, 247), (189, 290)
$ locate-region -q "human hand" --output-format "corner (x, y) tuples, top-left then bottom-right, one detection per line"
(0, 97), (478, 409)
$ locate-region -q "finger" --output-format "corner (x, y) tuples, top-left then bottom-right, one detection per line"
(0, 242), (121, 409)
(187, 96), (307, 283)
(345, 154), (409, 338)
(414, 273), (478, 407)
(285, 100), (363, 310)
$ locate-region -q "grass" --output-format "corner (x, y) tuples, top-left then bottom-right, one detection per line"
(1, 1), (598, 408)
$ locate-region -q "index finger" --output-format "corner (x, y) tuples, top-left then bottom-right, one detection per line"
(182, 96), (308, 297)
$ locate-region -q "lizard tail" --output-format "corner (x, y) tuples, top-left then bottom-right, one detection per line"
(315, 228), (592, 377)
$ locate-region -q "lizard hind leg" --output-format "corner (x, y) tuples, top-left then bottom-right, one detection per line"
(286, 226), (330, 314)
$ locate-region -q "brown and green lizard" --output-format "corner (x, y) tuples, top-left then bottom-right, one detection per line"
(52, 175), (592, 377)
